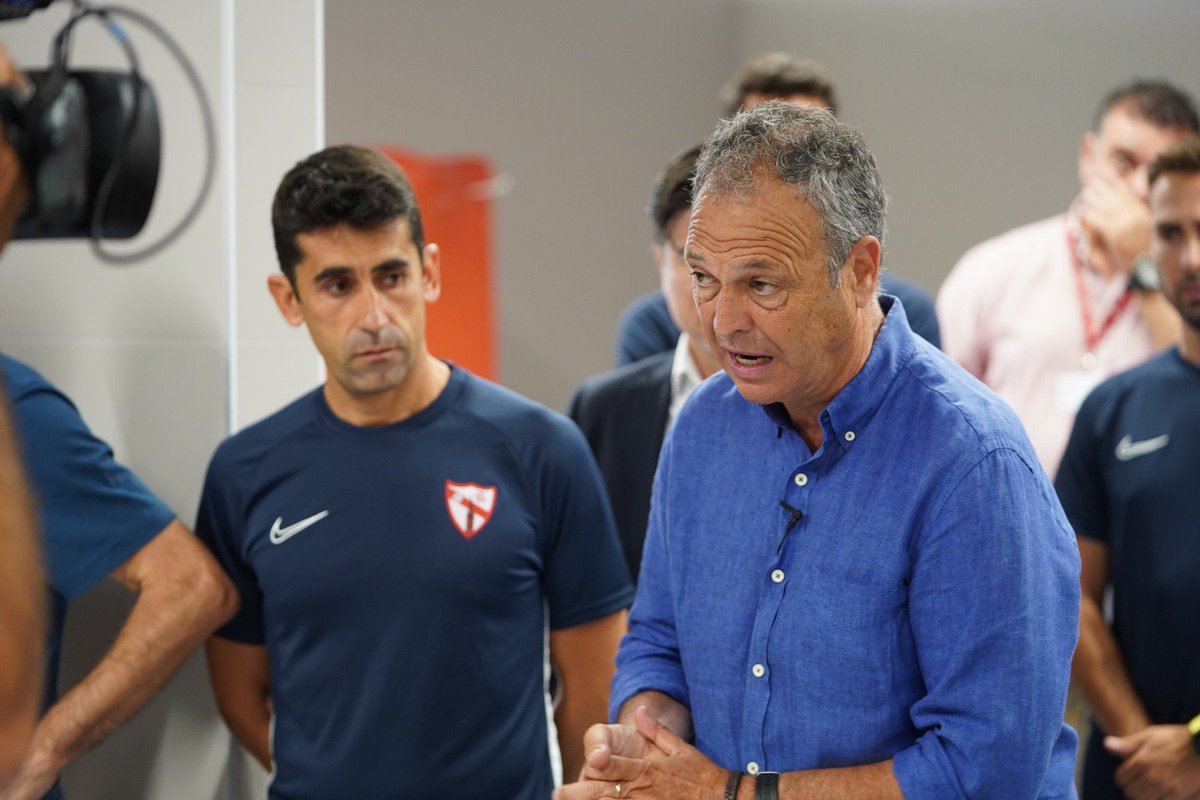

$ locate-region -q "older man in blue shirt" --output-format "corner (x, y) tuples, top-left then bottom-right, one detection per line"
(559, 104), (1081, 800)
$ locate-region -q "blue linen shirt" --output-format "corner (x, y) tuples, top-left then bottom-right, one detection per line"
(612, 297), (1080, 798)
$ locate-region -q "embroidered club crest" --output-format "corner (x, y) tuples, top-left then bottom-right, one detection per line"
(444, 481), (497, 539)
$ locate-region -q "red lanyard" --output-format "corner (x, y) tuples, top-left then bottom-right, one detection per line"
(1067, 228), (1133, 355)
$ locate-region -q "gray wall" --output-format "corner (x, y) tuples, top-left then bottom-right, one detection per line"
(327, 0), (1200, 412)
(324, 0), (739, 411)
(737, 0), (1200, 298)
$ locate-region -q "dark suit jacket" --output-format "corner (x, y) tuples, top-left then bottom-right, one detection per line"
(567, 350), (673, 584)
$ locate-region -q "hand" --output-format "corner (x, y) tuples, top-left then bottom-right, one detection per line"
(1078, 174), (1153, 275)
(555, 706), (725, 800)
(1105, 725), (1200, 799)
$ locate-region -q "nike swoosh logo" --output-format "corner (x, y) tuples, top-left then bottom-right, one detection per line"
(269, 510), (330, 545)
(1115, 434), (1170, 461)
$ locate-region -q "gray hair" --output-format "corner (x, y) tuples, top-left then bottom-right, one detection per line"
(693, 102), (888, 285)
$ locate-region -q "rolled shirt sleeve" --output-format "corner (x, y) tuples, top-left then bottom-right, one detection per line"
(893, 447), (1080, 798)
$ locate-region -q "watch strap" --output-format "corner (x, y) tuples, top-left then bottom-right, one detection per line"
(755, 771), (780, 800)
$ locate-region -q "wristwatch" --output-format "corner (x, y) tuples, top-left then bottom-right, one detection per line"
(755, 771), (781, 800)
(1128, 254), (1161, 292)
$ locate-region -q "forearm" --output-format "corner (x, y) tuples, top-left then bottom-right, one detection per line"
(556, 689), (606, 780)
(27, 563), (235, 774)
(1073, 597), (1151, 735)
(215, 691), (271, 770)
(0, 409), (42, 784)
(732, 760), (902, 800)
(617, 690), (692, 741)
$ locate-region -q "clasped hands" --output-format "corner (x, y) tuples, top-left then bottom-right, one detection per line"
(555, 705), (727, 800)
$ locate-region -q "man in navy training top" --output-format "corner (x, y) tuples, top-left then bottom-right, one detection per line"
(614, 53), (940, 366)
(560, 103), (1080, 800)
(569, 144), (721, 584)
(0, 44), (237, 800)
(197, 145), (633, 800)
(1058, 135), (1200, 800)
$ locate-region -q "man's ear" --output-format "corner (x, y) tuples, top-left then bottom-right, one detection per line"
(421, 243), (442, 303)
(267, 274), (305, 327)
(845, 235), (881, 308)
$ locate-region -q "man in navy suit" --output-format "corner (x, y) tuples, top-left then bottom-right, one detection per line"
(569, 146), (719, 583)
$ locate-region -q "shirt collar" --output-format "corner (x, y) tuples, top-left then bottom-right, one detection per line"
(762, 294), (915, 452)
(669, 333), (705, 425)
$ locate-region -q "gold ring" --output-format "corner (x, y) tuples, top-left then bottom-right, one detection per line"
(614, 782), (622, 798)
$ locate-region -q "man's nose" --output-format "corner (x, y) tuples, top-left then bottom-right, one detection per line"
(1183, 232), (1200, 273)
(710, 289), (751, 340)
(1131, 166), (1152, 204)
(358, 284), (388, 330)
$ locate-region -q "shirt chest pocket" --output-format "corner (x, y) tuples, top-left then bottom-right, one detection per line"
(781, 584), (899, 709)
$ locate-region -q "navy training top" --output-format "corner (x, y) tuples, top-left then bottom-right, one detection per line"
(1056, 349), (1200, 721)
(197, 365), (634, 800)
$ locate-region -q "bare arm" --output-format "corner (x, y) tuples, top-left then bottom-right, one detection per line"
(550, 610), (627, 779)
(0, 396), (43, 787)
(204, 637), (271, 770)
(1072, 536), (1151, 736)
(3, 520), (238, 800)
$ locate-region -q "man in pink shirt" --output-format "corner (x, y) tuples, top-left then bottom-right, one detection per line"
(938, 81), (1197, 478)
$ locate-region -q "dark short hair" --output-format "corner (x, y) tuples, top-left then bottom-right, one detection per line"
(720, 53), (839, 118)
(1149, 135), (1200, 188)
(1093, 80), (1199, 134)
(271, 145), (425, 284)
(647, 145), (701, 241)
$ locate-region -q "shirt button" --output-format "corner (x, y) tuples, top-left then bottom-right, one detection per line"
(794, 473), (808, 487)
(771, 569), (785, 583)
(747, 762), (760, 775)
(752, 663), (766, 678)
(844, 431), (856, 442)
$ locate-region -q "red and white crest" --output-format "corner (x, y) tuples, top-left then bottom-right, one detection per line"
(444, 481), (498, 539)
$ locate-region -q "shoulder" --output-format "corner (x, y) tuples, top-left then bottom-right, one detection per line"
(207, 388), (323, 478)
(952, 214), (1064, 274)
(457, 371), (587, 454)
(570, 351), (673, 414)
(1, 353), (67, 406)
(898, 345), (1038, 465)
(1076, 350), (1179, 423)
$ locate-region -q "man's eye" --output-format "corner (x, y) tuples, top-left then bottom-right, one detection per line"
(750, 280), (776, 295)
(380, 271), (404, 287)
(1157, 226), (1182, 243)
(325, 279), (349, 294)
(692, 271), (712, 287)
(1112, 152), (1136, 174)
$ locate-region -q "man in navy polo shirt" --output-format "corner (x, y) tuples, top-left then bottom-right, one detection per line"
(561, 104), (1079, 800)
(1058, 135), (1200, 800)
(197, 145), (633, 800)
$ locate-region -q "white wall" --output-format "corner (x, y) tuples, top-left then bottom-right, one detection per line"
(2, 1), (320, 797)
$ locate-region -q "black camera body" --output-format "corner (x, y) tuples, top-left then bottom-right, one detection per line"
(1, 68), (160, 240)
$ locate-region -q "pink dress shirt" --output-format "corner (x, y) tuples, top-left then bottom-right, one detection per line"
(938, 213), (1157, 477)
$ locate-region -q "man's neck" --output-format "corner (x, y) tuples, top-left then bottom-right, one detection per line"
(324, 354), (451, 427)
(785, 303), (885, 452)
(1181, 327), (1200, 368)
